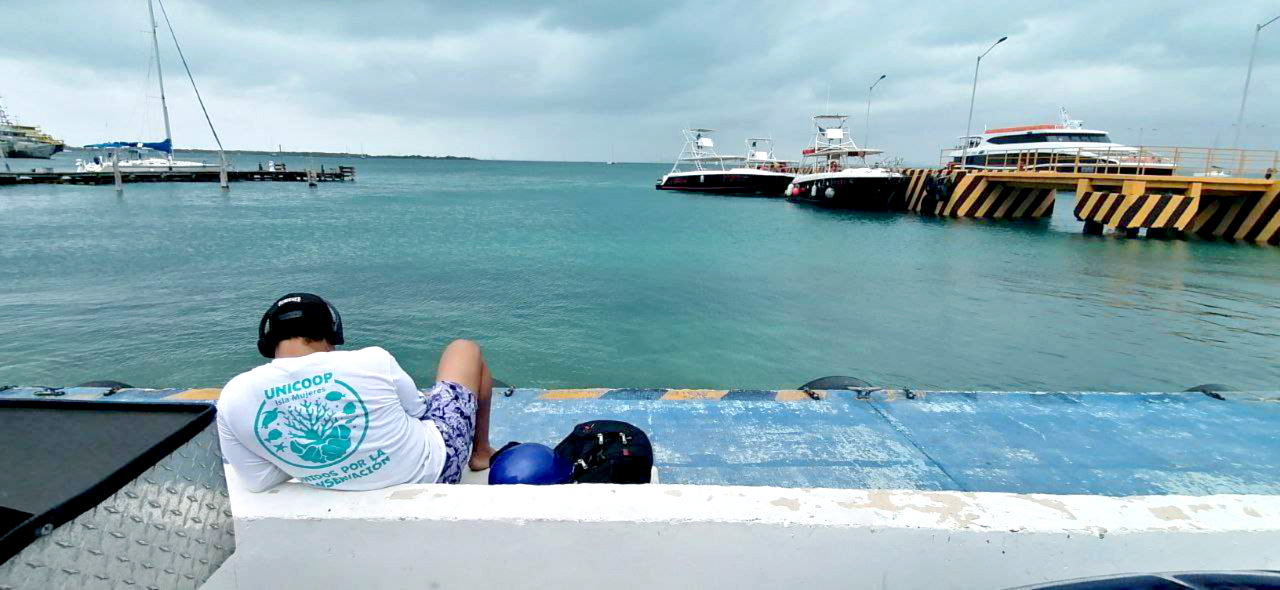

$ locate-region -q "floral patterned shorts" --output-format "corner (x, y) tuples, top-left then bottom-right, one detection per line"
(424, 381), (477, 484)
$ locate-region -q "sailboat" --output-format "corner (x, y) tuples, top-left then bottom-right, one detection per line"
(76, 0), (224, 173)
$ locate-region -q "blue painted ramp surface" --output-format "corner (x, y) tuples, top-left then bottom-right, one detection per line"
(490, 397), (956, 490)
(487, 390), (1280, 495)
(4, 386), (1279, 495)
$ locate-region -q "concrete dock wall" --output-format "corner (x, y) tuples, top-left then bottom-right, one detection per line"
(207, 471), (1280, 589)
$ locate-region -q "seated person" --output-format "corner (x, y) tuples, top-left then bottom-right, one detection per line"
(216, 293), (496, 492)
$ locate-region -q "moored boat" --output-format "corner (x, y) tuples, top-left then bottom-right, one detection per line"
(0, 98), (64, 159)
(76, 145), (222, 173)
(786, 114), (904, 209)
(943, 108), (1176, 175)
(74, 0), (224, 175)
(655, 128), (794, 196)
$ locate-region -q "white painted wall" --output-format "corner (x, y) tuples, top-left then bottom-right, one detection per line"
(206, 469), (1280, 590)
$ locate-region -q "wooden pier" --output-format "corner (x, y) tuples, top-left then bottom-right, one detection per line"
(900, 146), (1280, 245)
(0, 165), (355, 186)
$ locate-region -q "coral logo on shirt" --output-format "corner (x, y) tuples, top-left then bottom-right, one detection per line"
(254, 376), (370, 469)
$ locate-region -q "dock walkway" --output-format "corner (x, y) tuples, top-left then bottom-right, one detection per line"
(0, 166), (355, 186)
(4, 385), (1277, 494)
(5, 385), (1279, 589)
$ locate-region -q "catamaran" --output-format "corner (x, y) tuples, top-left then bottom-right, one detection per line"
(786, 115), (904, 209)
(76, 0), (225, 174)
(655, 128), (794, 195)
(943, 108), (1176, 175)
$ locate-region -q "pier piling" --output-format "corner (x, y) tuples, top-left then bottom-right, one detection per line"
(902, 146), (1280, 245)
(112, 151), (122, 194)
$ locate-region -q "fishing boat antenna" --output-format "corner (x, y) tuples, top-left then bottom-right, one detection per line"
(156, 0), (229, 185)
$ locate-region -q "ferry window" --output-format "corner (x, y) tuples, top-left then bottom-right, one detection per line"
(1046, 134), (1111, 142)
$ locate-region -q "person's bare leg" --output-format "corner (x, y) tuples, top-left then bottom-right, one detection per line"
(435, 339), (497, 471)
(471, 361), (495, 470)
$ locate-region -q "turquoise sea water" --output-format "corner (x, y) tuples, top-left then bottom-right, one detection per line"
(1, 153), (1278, 391)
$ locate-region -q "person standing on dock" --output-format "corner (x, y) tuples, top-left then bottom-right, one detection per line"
(215, 293), (497, 492)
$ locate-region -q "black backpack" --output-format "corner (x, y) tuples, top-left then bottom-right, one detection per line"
(554, 420), (653, 484)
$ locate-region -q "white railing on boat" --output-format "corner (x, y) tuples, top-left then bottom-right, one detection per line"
(940, 146), (1280, 178)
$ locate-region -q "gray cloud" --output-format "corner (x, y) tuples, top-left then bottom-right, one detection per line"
(3, 0), (1277, 162)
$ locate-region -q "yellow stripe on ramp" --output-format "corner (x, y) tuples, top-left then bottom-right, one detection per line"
(539, 389), (609, 399)
(168, 388), (222, 400)
(776, 389), (819, 401)
(662, 389), (729, 400)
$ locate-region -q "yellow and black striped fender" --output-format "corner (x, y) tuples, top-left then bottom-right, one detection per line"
(901, 168), (966, 215)
(943, 179), (1055, 220)
(1187, 187), (1280, 244)
(1074, 192), (1199, 230)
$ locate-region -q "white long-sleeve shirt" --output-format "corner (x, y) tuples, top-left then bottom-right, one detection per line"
(216, 347), (446, 492)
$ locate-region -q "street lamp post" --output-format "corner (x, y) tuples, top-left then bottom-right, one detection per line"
(864, 74), (886, 151)
(1128, 127), (1157, 146)
(1234, 14), (1280, 148)
(961, 36), (1008, 168)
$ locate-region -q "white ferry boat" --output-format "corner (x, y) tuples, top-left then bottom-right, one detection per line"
(0, 98), (64, 159)
(786, 114), (904, 209)
(945, 109), (1176, 175)
(655, 128), (794, 196)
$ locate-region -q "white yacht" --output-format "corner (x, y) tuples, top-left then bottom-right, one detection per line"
(655, 128), (794, 196)
(944, 109), (1176, 175)
(785, 115), (904, 209)
(76, 0), (223, 174)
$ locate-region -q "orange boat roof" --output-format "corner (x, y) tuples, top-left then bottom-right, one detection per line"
(985, 124), (1062, 134)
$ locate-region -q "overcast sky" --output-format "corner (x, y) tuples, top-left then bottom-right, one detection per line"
(3, 1), (1278, 164)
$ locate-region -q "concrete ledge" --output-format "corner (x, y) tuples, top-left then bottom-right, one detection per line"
(209, 470), (1280, 589)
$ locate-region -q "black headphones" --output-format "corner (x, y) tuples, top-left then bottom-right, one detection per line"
(256, 293), (345, 358)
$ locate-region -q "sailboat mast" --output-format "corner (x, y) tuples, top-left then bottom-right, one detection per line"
(146, 0), (173, 155)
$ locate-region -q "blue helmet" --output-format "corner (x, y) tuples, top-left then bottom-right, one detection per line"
(488, 443), (572, 485)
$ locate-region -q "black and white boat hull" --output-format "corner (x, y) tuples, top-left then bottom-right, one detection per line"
(786, 170), (906, 210)
(656, 169), (794, 196)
